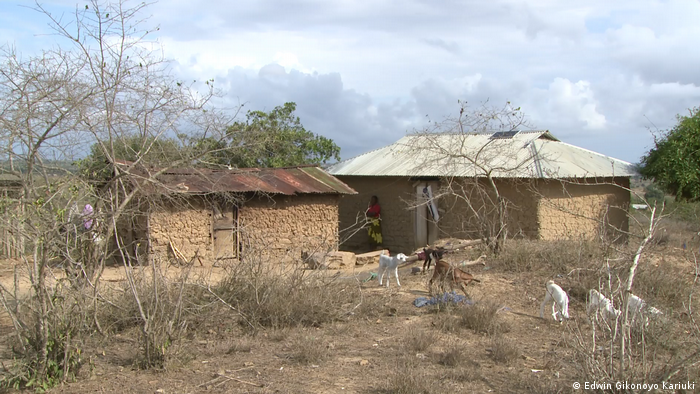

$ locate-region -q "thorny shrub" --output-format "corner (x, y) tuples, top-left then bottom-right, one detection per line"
(0, 283), (86, 391)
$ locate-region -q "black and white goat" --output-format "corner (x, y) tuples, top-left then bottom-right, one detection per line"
(421, 247), (446, 274)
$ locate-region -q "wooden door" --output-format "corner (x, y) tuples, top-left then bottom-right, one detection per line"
(213, 204), (238, 261)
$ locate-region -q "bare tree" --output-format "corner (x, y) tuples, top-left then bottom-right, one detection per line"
(0, 0), (235, 385)
(568, 196), (700, 389)
(403, 100), (536, 253)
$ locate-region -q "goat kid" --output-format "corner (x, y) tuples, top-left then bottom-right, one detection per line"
(587, 289), (621, 322)
(428, 259), (480, 297)
(422, 246), (446, 274)
(626, 293), (663, 327)
(540, 280), (570, 322)
(378, 251), (408, 288)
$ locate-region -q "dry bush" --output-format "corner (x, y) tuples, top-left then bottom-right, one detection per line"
(444, 362), (481, 383)
(648, 229), (671, 246)
(226, 338), (254, 354)
(215, 252), (364, 332)
(432, 313), (460, 333)
(0, 282), (88, 391)
(570, 239), (700, 391)
(382, 357), (439, 394)
(286, 334), (330, 365)
(459, 300), (507, 335)
(267, 329), (290, 342)
(122, 266), (193, 370)
(489, 335), (519, 364)
(634, 264), (690, 311)
(497, 239), (604, 273)
(403, 327), (437, 353)
(437, 339), (466, 367)
(96, 285), (148, 334)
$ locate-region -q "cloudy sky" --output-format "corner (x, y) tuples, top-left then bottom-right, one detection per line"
(2, 0), (700, 164)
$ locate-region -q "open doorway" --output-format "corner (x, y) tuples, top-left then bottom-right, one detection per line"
(414, 181), (440, 249)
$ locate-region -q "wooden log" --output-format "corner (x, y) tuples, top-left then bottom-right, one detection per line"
(438, 238), (486, 251)
(400, 239), (487, 267)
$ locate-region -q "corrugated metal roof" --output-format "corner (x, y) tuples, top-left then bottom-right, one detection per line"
(117, 163), (357, 195)
(327, 131), (637, 178)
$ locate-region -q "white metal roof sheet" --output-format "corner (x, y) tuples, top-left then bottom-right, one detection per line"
(327, 131), (637, 178)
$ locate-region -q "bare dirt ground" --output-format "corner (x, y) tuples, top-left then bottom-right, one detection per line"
(0, 241), (697, 394)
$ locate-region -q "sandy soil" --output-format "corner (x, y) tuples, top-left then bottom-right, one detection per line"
(0, 243), (697, 394)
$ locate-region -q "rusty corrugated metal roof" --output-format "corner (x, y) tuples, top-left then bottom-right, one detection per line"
(117, 162), (357, 195)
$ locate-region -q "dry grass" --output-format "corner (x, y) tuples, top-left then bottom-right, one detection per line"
(635, 263), (691, 311)
(382, 357), (439, 394)
(403, 327), (437, 353)
(215, 258), (364, 332)
(514, 375), (574, 394)
(286, 334), (329, 365)
(4, 225), (700, 393)
(444, 362), (481, 383)
(226, 338), (253, 354)
(437, 339), (466, 367)
(432, 313), (461, 333)
(459, 300), (507, 335)
(489, 335), (519, 364)
(497, 239), (604, 274)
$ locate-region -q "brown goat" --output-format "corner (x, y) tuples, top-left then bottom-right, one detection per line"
(428, 259), (480, 297)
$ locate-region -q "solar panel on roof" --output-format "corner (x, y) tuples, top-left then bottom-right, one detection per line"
(490, 130), (520, 139)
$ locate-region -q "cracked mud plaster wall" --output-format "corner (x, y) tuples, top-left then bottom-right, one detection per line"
(239, 194), (340, 263)
(148, 198), (212, 264)
(148, 194), (341, 264)
(537, 178), (630, 241)
(439, 179), (540, 240)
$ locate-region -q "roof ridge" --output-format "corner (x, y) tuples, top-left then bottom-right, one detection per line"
(330, 139), (401, 169)
(327, 132), (635, 178)
(550, 140), (634, 166)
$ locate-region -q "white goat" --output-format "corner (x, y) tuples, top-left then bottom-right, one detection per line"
(378, 252), (408, 288)
(587, 289), (621, 322)
(626, 293), (663, 326)
(540, 280), (570, 322)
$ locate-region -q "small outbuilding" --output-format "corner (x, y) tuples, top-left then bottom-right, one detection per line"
(327, 131), (636, 254)
(114, 164), (357, 265)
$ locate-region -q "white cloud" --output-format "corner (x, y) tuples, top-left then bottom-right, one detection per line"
(546, 78), (607, 130)
(4, 0), (700, 164)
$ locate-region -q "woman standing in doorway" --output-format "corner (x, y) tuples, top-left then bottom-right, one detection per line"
(366, 195), (383, 250)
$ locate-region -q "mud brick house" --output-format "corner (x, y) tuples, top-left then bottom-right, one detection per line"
(114, 163), (356, 265)
(327, 131), (636, 254)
